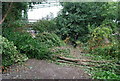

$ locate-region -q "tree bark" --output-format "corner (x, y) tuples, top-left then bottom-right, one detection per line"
(0, 2), (13, 24)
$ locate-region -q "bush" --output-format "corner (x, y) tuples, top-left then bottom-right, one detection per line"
(87, 25), (120, 58)
(32, 20), (56, 33)
(51, 47), (70, 56)
(3, 28), (52, 59)
(8, 20), (28, 28)
(0, 35), (28, 66)
(92, 70), (120, 79)
(88, 25), (113, 47)
(90, 43), (120, 59)
(36, 32), (66, 48)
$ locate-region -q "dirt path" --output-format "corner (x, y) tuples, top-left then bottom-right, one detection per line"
(2, 59), (89, 79)
(2, 46), (90, 79)
(55, 46), (90, 59)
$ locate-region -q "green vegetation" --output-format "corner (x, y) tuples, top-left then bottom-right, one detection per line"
(51, 47), (70, 56)
(2, 2), (45, 23)
(32, 20), (57, 33)
(87, 23), (120, 59)
(1, 35), (28, 66)
(55, 2), (120, 79)
(1, 2), (120, 80)
(55, 2), (119, 42)
(2, 2), (28, 23)
(83, 21), (120, 79)
(36, 32), (66, 48)
(84, 53), (120, 79)
(3, 27), (52, 59)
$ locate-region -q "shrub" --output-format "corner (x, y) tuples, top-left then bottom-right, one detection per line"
(92, 70), (120, 79)
(87, 25), (120, 59)
(32, 20), (57, 33)
(36, 32), (66, 48)
(3, 28), (52, 59)
(90, 43), (120, 58)
(51, 47), (70, 56)
(8, 20), (28, 28)
(0, 35), (28, 66)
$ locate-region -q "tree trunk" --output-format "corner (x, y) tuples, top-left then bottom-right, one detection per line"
(0, 2), (13, 24)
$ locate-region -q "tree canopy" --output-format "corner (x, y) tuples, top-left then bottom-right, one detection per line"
(55, 2), (119, 42)
(1, 2), (46, 24)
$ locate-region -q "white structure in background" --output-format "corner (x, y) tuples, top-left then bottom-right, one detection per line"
(27, 0), (62, 22)
(113, 0), (118, 2)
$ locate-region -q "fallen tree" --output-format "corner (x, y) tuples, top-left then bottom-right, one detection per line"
(57, 60), (96, 67)
(54, 55), (113, 63)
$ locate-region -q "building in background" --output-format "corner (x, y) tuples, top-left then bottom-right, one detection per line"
(27, 0), (62, 22)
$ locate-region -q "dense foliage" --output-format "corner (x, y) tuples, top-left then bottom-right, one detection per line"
(55, 2), (119, 42)
(36, 32), (66, 48)
(90, 42), (120, 58)
(3, 28), (52, 59)
(2, 2), (28, 23)
(87, 23), (120, 59)
(84, 23), (120, 79)
(2, 2), (120, 79)
(32, 20), (57, 33)
(1, 35), (28, 66)
(8, 20), (28, 28)
(2, 2), (46, 24)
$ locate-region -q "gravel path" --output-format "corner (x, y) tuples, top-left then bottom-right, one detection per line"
(2, 59), (90, 79)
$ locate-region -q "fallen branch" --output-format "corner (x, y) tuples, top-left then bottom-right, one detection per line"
(57, 56), (79, 63)
(57, 60), (73, 64)
(55, 55), (112, 63)
(57, 60), (96, 67)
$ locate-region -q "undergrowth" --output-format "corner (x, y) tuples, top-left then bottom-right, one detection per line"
(84, 53), (120, 80)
